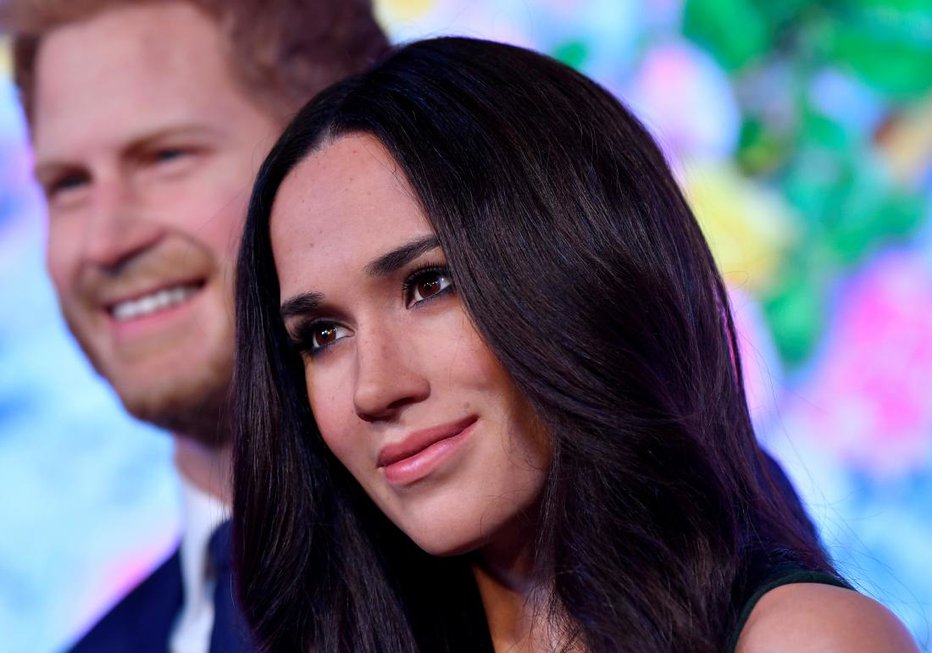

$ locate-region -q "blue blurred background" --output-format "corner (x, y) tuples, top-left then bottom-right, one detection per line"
(1, 1), (929, 650)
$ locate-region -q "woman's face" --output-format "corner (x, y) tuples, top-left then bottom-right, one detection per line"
(270, 133), (551, 556)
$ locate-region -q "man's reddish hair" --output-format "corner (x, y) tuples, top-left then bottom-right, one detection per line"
(3, 0), (389, 122)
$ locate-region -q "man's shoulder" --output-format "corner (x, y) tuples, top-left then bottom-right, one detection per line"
(67, 547), (183, 653)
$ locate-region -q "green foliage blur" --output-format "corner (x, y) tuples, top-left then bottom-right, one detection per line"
(684, 0), (930, 365)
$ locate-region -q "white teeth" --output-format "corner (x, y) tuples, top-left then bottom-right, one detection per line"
(111, 285), (199, 321)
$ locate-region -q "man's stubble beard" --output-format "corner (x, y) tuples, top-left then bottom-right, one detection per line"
(64, 310), (234, 449)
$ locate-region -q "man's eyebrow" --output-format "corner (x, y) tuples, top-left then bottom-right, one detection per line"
(365, 235), (440, 277)
(33, 161), (81, 189)
(34, 124), (222, 180)
(122, 124), (223, 159)
(280, 291), (324, 322)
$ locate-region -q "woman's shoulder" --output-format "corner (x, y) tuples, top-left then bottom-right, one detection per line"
(735, 582), (918, 653)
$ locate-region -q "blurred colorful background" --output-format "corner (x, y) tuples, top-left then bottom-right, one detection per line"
(0, 0), (929, 650)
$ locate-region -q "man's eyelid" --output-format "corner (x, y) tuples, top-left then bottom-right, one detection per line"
(139, 144), (197, 166)
(127, 138), (211, 170)
(153, 147), (190, 160)
(37, 165), (88, 196)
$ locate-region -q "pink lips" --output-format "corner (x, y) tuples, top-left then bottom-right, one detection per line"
(378, 415), (477, 486)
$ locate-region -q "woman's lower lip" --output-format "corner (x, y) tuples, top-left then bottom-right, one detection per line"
(382, 422), (475, 486)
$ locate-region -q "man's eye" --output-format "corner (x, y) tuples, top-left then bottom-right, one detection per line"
(404, 267), (453, 308)
(151, 148), (189, 164)
(46, 173), (89, 199)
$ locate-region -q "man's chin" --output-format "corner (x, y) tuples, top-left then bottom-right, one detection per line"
(65, 315), (233, 446)
(116, 379), (231, 448)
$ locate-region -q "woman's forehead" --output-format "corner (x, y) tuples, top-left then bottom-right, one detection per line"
(270, 134), (435, 292)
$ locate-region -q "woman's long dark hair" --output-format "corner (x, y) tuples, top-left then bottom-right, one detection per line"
(233, 36), (836, 653)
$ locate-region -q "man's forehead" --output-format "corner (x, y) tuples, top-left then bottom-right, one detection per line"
(31, 2), (246, 157)
(35, 2), (231, 85)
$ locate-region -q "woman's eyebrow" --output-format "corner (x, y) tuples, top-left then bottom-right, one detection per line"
(279, 236), (439, 320)
(280, 291), (324, 322)
(365, 235), (440, 277)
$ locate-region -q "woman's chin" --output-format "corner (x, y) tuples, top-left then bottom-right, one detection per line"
(407, 529), (485, 558)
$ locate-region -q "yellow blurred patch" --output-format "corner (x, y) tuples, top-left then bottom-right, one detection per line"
(682, 160), (799, 294)
(375, 0), (436, 25)
(0, 38), (10, 77)
(876, 94), (932, 188)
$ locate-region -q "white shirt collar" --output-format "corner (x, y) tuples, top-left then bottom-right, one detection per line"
(169, 477), (230, 653)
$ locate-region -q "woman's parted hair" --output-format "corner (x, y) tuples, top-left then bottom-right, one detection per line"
(234, 36), (833, 653)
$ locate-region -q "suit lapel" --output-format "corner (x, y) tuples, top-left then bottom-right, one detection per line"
(68, 548), (183, 653)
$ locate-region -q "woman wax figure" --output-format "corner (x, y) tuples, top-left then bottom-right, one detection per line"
(232, 37), (918, 653)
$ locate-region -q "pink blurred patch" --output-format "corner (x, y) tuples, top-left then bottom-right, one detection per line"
(626, 40), (739, 161)
(537, 0), (584, 15)
(787, 251), (932, 477)
(730, 289), (783, 428)
(69, 539), (178, 642)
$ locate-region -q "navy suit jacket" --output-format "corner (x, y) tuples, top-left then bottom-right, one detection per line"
(67, 548), (183, 653)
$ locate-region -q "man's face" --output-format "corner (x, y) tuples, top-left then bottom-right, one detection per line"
(31, 2), (282, 442)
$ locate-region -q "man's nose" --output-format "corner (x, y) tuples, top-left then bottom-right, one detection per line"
(80, 178), (161, 271)
(352, 326), (431, 422)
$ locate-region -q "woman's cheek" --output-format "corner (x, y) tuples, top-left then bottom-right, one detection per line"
(307, 372), (345, 454)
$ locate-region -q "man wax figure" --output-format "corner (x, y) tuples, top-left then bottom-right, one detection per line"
(3, 1), (388, 651)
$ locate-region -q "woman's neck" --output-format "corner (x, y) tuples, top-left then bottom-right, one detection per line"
(473, 553), (538, 652)
(472, 535), (574, 653)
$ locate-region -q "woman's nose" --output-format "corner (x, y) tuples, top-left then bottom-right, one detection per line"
(352, 327), (430, 421)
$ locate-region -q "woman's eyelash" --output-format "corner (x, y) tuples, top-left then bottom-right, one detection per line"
(289, 320), (345, 357)
(287, 321), (315, 354)
(288, 264), (454, 357)
(402, 264), (455, 307)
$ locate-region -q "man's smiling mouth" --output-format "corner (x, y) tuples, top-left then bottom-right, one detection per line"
(109, 282), (203, 321)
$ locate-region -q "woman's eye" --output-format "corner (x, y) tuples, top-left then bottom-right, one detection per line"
(310, 323), (352, 352)
(404, 268), (453, 307)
